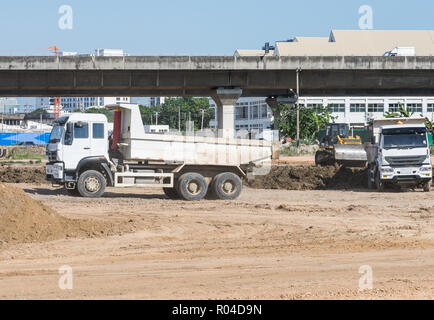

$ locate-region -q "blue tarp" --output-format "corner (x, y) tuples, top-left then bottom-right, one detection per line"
(0, 132), (51, 146)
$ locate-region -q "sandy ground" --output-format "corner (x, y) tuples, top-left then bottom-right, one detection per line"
(0, 183), (432, 300)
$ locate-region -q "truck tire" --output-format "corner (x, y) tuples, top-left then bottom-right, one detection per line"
(177, 173), (208, 201)
(163, 187), (180, 199)
(212, 172), (243, 200)
(367, 168), (374, 189)
(77, 170), (106, 198)
(423, 180), (432, 192)
(375, 171), (385, 192)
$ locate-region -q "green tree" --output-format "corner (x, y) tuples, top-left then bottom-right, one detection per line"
(277, 104), (334, 141)
(31, 108), (48, 114)
(140, 98), (213, 131)
(85, 107), (114, 122)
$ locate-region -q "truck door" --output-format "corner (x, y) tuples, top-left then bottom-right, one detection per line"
(90, 122), (107, 157)
(63, 121), (91, 170)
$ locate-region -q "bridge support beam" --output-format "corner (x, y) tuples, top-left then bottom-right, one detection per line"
(265, 97), (280, 131)
(212, 87), (242, 138)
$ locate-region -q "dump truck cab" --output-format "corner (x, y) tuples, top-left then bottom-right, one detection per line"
(366, 118), (432, 191)
(46, 113), (113, 191)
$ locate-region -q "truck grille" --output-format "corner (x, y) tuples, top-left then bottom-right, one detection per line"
(46, 151), (57, 162)
(385, 156), (426, 166)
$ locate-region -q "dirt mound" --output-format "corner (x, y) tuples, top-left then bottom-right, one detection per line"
(0, 166), (46, 184)
(0, 183), (135, 245)
(247, 165), (368, 190)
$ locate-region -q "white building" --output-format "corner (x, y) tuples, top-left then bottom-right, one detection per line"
(0, 98), (20, 114)
(209, 96), (434, 132)
(150, 97), (166, 107)
(299, 96), (434, 126)
(209, 97), (274, 132)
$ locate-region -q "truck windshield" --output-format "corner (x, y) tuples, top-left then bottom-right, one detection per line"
(49, 125), (65, 143)
(383, 127), (427, 149)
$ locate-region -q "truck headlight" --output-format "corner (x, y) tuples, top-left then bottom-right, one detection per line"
(380, 167), (394, 173)
(420, 167), (432, 172)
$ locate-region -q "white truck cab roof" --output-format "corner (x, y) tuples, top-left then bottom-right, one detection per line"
(62, 113), (108, 123)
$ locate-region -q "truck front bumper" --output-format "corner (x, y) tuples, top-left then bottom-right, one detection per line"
(380, 166), (432, 184)
(46, 162), (64, 183)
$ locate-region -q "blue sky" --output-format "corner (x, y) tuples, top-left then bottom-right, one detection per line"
(0, 0), (433, 56)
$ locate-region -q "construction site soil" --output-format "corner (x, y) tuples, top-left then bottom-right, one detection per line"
(0, 165), (46, 184)
(247, 165), (368, 190)
(0, 163), (432, 299)
(0, 183), (136, 245)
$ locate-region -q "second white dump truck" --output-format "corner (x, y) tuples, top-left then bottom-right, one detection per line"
(366, 118), (432, 191)
(46, 104), (272, 201)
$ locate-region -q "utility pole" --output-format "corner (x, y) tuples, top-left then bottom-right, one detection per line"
(296, 68), (301, 155)
(201, 109), (205, 131)
(178, 106), (181, 132)
(155, 112), (159, 126)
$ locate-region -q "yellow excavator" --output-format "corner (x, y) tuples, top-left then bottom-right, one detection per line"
(315, 123), (367, 167)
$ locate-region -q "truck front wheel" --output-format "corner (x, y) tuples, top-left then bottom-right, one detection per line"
(423, 180), (432, 192)
(77, 170), (106, 198)
(375, 171), (385, 192)
(212, 172), (243, 200)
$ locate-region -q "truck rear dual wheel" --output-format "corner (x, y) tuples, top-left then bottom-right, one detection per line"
(211, 172), (243, 200)
(77, 170), (106, 198)
(177, 173), (208, 201)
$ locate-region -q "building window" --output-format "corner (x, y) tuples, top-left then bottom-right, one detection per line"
(251, 106), (259, 119)
(235, 106), (248, 120)
(261, 104), (268, 118)
(328, 104), (345, 113)
(306, 104), (322, 112)
(388, 103), (404, 113)
(406, 103), (422, 113)
(427, 104), (434, 112)
(350, 103), (365, 112)
(368, 104), (384, 113)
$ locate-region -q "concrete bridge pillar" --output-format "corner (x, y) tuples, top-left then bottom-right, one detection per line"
(265, 97), (280, 131)
(212, 87), (242, 138)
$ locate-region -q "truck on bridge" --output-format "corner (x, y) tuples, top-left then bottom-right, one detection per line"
(45, 104), (272, 201)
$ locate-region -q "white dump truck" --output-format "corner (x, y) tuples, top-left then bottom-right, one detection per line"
(46, 104), (272, 200)
(366, 118), (432, 191)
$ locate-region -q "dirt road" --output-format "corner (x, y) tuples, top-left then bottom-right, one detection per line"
(0, 184), (433, 300)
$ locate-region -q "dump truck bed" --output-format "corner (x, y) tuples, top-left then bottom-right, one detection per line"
(113, 104), (272, 167)
(119, 134), (272, 166)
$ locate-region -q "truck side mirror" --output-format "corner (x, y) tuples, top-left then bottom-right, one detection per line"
(64, 123), (74, 145)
